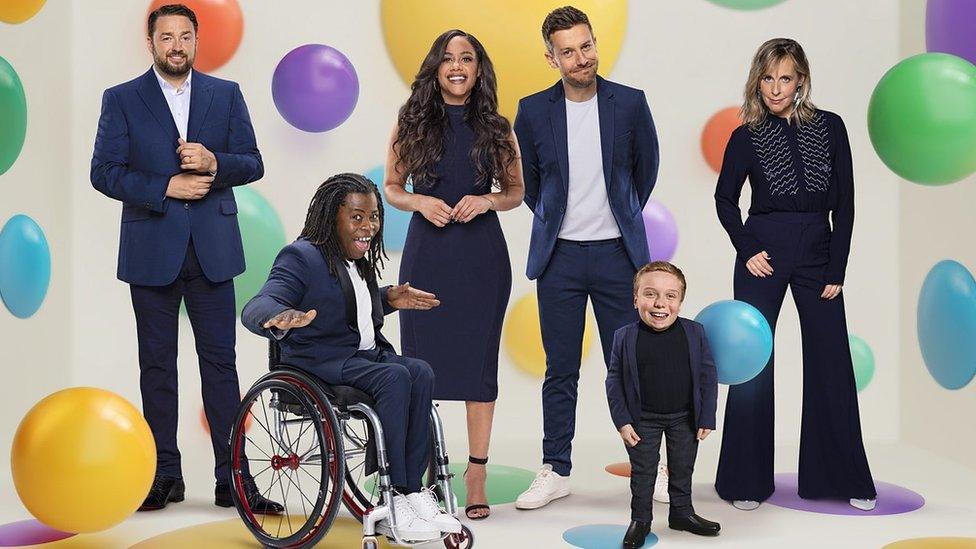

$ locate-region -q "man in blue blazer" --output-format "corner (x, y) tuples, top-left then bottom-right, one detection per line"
(513, 6), (659, 509)
(89, 4), (276, 513)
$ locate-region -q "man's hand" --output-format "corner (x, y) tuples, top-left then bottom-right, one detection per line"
(388, 283), (440, 310)
(263, 309), (317, 331)
(620, 424), (641, 447)
(697, 428), (712, 441)
(166, 172), (213, 200)
(177, 138), (217, 174)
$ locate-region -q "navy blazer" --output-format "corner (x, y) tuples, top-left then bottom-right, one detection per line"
(241, 239), (397, 384)
(513, 76), (659, 280)
(605, 318), (718, 431)
(91, 68), (263, 286)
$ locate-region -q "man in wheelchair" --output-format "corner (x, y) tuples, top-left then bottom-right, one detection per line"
(242, 173), (462, 542)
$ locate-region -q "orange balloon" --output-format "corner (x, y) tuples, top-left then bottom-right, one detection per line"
(701, 106), (742, 173)
(604, 462), (631, 477)
(147, 0), (243, 72)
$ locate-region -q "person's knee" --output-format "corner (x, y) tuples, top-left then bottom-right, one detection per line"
(411, 359), (435, 388)
(375, 363), (411, 394)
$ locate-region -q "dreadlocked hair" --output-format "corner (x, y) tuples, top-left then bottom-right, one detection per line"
(299, 173), (387, 282)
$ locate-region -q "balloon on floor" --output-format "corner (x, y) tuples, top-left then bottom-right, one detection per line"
(11, 388), (156, 533)
(695, 299), (773, 385)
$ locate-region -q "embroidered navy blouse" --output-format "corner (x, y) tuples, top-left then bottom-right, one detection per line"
(714, 109), (855, 284)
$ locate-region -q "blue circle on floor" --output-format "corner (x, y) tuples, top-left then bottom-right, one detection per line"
(563, 524), (658, 548)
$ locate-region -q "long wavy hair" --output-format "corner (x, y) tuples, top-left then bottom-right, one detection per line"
(741, 38), (816, 128)
(394, 29), (516, 190)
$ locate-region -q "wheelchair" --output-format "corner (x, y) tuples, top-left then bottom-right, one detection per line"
(228, 341), (475, 548)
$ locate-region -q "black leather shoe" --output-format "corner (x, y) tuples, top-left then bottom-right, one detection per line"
(623, 520), (651, 548)
(215, 479), (284, 515)
(139, 477), (185, 511)
(669, 513), (721, 536)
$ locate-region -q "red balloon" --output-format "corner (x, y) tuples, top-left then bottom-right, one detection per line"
(147, 0), (243, 72)
(701, 106), (743, 173)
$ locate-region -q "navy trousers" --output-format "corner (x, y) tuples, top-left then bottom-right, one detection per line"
(627, 411), (698, 522)
(715, 212), (876, 502)
(130, 239), (241, 484)
(538, 238), (638, 476)
(341, 348), (434, 492)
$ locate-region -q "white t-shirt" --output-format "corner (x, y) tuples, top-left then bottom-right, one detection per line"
(557, 94), (621, 241)
(345, 261), (376, 351)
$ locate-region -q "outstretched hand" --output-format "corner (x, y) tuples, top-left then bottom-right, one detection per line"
(388, 283), (440, 310)
(263, 309), (317, 331)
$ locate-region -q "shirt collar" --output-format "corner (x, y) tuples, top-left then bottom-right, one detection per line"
(153, 66), (192, 94)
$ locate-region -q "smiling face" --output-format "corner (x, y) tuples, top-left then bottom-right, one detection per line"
(759, 56), (804, 118)
(336, 192), (380, 261)
(147, 15), (196, 77)
(546, 23), (599, 90)
(634, 270), (684, 331)
(438, 35), (479, 105)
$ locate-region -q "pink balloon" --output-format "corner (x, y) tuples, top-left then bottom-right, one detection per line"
(642, 199), (678, 261)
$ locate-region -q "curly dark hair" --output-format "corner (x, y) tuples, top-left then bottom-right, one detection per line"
(394, 29), (516, 191)
(299, 173), (387, 282)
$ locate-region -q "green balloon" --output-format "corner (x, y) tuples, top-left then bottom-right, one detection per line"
(706, 0), (787, 9)
(848, 334), (875, 392)
(868, 53), (976, 185)
(0, 56), (28, 176)
(233, 187), (287, 315)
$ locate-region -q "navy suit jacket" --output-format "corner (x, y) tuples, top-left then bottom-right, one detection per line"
(91, 68), (263, 286)
(241, 239), (397, 383)
(605, 318), (718, 431)
(513, 76), (659, 280)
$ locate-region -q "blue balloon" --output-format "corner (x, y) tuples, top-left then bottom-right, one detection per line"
(917, 260), (976, 389)
(364, 165), (411, 253)
(695, 300), (773, 385)
(0, 215), (51, 318)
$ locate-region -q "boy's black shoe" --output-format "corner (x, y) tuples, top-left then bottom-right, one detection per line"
(669, 513), (721, 536)
(623, 520), (651, 548)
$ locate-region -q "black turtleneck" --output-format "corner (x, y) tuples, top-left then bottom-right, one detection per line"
(636, 319), (692, 414)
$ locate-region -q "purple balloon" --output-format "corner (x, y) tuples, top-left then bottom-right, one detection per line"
(642, 199), (678, 261)
(926, 0), (976, 66)
(272, 44), (359, 133)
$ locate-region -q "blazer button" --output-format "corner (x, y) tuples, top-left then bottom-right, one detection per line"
(184, 202), (189, 209)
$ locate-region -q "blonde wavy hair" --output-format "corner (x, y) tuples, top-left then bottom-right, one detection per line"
(741, 38), (816, 128)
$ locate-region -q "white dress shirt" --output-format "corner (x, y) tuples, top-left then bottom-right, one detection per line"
(153, 67), (192, 140)
(345, 261), (376, 351)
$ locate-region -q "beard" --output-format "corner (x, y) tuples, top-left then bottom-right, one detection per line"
(153, 49), (193, 77)
(563, 62), (598, 89)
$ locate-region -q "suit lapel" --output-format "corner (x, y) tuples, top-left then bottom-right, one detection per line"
(186, 72), (214, 142)
(136, 68), (180, 143)
(334, 262), (358, 333)
(597, 76), (615, 192)
(367, 276), (383, 329)
(548, 83), (570, 194)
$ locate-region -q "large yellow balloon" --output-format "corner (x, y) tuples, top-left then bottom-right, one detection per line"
(11, 387), (156, 533)
(381, 0), (628, 120)
(0, 0), (46, 24)
(504, 293), (595, 378)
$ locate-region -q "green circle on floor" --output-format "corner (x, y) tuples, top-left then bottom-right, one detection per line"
(364, 463), (536, 506)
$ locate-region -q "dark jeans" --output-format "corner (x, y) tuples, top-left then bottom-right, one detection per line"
(627, 410), (698, 522)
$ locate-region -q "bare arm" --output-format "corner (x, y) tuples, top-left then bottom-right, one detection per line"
(484, 130), (525, 212)
(383, 123), (453, 227)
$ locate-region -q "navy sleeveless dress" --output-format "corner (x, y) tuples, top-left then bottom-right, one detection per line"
(398, 104), (512, 402)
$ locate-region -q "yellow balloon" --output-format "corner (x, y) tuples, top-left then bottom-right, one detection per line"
(381, 0), (628, 120)
(12, 387), (156, 533)
(0, 0), (46, 24)
(504, 293), (595, 378)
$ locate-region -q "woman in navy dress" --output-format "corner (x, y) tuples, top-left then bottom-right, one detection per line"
(384, 29), (524, 520)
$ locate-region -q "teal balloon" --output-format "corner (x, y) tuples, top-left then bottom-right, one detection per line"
(917, 260), (976, 389)
(364, 165), (411, 252)
(706, 0), (787, 9)
(695, 300), (773, 385)
(848, 334), (875, 392)
(233, 187), (286, 315)
(0, 56), (28, 175)
(0, 215), (51, 318)
(868, 53), (976, 185)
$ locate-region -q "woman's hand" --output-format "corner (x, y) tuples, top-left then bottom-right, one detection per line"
(619, 424), (641, 447)
(388, 283), (441, 310)
(821, 284), (842, 300)
(746, 251), (774, 277)
(418, 196), (453, 227)
(451, 194), (493, 223)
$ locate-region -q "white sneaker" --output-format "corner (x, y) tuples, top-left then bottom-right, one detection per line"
(377, 494), (440, 541)
(850, 498), (876, 511)
(732, 500), (760, 511)
(653, 463), (670, 503)
(406, 488), (462, 533)
(515, 464), (570, 510)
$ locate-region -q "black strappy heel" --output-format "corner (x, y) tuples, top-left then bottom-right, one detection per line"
(464, 455), (490, 520)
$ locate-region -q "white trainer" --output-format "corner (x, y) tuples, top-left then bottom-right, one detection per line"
(653, 463), (670, 503)
(850, 498), (877, 511)
(376, 494), (440, 541)
(732, 500), (761, 511)
(515, 464), (570, 510)
(406, 488), (462, 533)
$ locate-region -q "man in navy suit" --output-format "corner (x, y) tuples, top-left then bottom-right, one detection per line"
(513, 5), (659, 509)
(90, 4), (278, 513)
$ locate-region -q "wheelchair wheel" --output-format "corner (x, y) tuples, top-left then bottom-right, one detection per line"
(340, 411), (382, 520)
(445, 525), (475, 549)
(230, 371), (346, 548)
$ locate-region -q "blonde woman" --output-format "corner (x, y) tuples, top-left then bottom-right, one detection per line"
(713, 38), (876, 512)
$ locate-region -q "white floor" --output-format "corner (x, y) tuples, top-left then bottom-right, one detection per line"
(1, 440), (974, 548)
